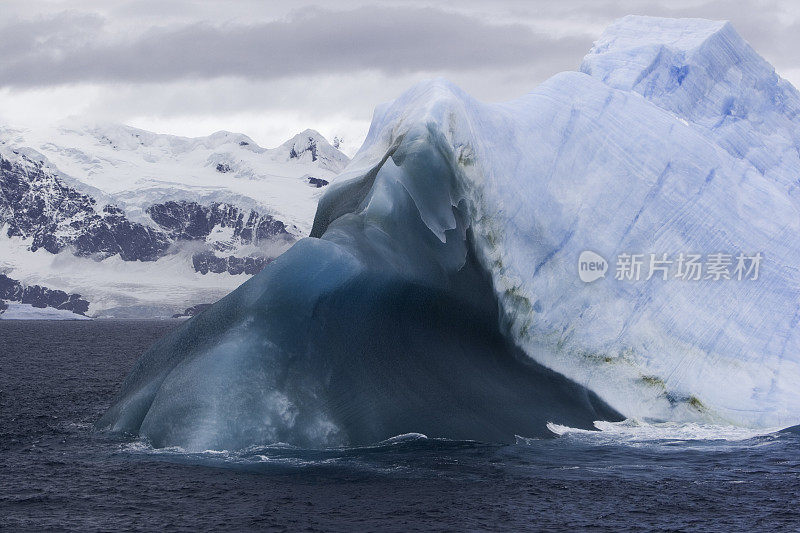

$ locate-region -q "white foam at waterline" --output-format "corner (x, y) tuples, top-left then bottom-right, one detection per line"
(546, 419), (787, 442)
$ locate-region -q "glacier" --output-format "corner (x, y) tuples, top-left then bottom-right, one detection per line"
(99, 16), (800, 450)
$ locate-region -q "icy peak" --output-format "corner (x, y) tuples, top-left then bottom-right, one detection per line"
(579, 15), (760, 93)
(387, 78), (473, 119)
(587, 15), (730, 55)
(277, 129), (350, 173)
(580, 15), (800, 180)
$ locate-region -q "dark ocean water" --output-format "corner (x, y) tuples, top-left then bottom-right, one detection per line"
(2, 320), (800, 532)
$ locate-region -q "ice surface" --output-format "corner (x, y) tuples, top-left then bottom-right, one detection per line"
(580, 15), (800, 190)
(100, 16), (800, 449)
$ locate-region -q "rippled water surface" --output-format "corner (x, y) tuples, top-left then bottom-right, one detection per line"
(2, 320), (800, 531)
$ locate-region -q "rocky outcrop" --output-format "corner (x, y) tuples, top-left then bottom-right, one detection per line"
(307, 177), (329, 188)
(146, 200), (291, 248)
(172, 303), (213, 318)
(0, 274), (89, 315)
(191, 251), (271, 275)
(0, 154), (170, 261)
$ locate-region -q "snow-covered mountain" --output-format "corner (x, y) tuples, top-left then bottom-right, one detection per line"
(0, 124), (349, 317)
(100, 16), (800, 450)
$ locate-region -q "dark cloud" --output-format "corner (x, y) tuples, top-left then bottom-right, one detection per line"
(1, 0), (798, 151)
(0, 6), (591, 87)
(0, 12), (104, 59)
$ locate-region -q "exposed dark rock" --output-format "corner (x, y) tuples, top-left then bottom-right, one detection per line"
(191, 251), (271, 275)
(172, 303), (213, 318)
(102, 204), (124, 215)
(0, 299), (7, 313)
(307, 177), (329, 188)
(0, 274), (23, 301)
(146, 200), (291, 246)
(216, 163), (231, 173)
(0, 155), (170, 261)
(0, 274), (89, 315)
(290, 136), (318, 161)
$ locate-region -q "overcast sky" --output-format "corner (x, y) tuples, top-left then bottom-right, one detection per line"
(2, 0), (799, 155)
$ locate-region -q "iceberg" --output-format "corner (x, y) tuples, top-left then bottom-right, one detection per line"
(99, 16), (800, 450)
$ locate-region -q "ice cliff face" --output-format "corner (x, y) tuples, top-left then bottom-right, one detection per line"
(100, 16), (800, 449)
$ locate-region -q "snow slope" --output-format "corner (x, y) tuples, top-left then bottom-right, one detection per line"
(99, 16), (800, 450)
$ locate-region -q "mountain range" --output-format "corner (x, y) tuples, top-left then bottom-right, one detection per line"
(0, 123), (349, 317)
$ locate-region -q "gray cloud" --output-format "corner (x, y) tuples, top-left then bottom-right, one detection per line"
(1, 0), (799, 153)
(0, 6), (591, 87)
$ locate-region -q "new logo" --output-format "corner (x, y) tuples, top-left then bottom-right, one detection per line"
(578, 251), (608, 283)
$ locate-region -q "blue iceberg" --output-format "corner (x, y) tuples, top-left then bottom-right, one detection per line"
(99, 16), (800, 450)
